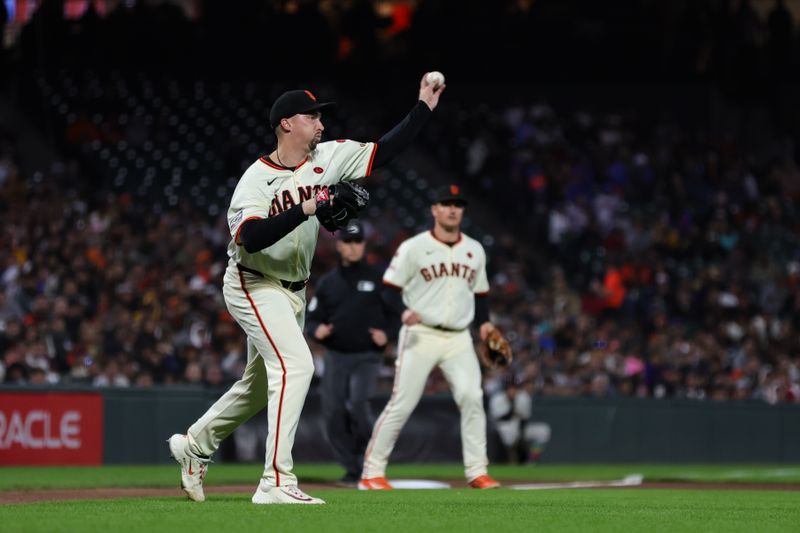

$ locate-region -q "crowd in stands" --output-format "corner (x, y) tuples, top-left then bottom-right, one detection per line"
(1, 1), (799, 404)
(423, 96), (800, 405)
(1, 82), (799, 404)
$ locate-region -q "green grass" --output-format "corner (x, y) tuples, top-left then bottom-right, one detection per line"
(1, 463), (800, 490)
(1, 464), (798, 532)
(0, 489), (798, 533)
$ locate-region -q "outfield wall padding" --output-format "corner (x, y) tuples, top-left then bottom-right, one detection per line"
(1, 387), (798, 464)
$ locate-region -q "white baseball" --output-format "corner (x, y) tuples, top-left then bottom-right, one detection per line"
(426, 71), (445, 88)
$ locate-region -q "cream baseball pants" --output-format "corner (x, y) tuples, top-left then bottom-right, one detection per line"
(186, 267), (313, 487)
(362, 324), (489, 481)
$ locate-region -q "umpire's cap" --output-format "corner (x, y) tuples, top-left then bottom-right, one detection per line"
(339, 220), (365, 242)
(270, 90), (335, 129)
(432, 183), (468, 206)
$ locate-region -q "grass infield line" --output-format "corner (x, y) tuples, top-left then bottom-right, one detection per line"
(510, 474), (644, 490)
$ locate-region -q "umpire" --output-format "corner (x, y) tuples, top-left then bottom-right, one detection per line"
(306, 220), (399, 486)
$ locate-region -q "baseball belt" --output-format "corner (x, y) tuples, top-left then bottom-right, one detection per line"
(236, 264), (308, 292)
(424, 324), (466, 333)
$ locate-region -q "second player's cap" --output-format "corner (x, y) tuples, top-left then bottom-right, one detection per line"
(270, 90), (336, 129)
(339, 220), (365, 242)
(431, 183), (467, 206)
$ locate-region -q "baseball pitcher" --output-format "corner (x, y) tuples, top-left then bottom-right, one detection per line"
(168, 73), (445, 505)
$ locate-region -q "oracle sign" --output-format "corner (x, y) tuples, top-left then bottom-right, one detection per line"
(0, 392), (104, 465)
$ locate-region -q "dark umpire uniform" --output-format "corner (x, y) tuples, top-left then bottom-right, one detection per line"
(306, 221), (399, 485)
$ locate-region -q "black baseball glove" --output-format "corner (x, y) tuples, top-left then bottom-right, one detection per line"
(315, 181), (370, 232)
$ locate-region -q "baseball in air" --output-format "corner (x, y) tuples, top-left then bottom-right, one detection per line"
(426, 71), (445, 88)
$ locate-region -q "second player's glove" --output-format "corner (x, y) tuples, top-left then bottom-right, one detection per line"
(478, 328), (513, 369)
(315, 181), (370, 232)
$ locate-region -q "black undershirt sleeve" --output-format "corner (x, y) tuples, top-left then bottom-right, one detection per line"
(373, 101), (432, 168)
(379, 284), (402, 342)
(382, 284), (406, 317)
(239, 204), (308, 253)
(474, 294), (490, 326)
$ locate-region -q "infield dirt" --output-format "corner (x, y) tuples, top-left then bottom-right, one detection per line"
(2, 480), (799, 505)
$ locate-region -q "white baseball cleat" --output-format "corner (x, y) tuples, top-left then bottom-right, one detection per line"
(251, 483), (326, 505)
(167, 434), (210, 502)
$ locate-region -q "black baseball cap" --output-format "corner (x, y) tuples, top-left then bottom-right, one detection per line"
(339, 220), (365, 241)
(269, 90), (336, 129)
(432, 183), (467, 206)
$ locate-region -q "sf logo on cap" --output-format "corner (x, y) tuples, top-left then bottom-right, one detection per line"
(450, 185), (460, 195)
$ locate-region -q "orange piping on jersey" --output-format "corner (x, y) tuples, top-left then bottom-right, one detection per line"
(382, 280), (403, 290)
(428, 230), (463, 246)
(363, 325), (411, 470)
(260, 155), (308, 172)
(259, 156), (286, 171)
(234, 216), (264, 245)
(239, 271), (288, 486)
(366, 143), (378, 176)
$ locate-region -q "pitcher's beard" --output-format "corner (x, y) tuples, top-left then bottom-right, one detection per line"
(309, 137), (320, 151)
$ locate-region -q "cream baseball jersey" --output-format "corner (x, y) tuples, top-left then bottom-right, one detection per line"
(226, 140), (377, 281)
(383, 230), (489, 330)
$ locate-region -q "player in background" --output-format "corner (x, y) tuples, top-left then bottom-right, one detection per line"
(168, 74), (445, 505)
(489, 375), (552, 464)
(305, 220), (399, 487)
(360, 184), (502, 490)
